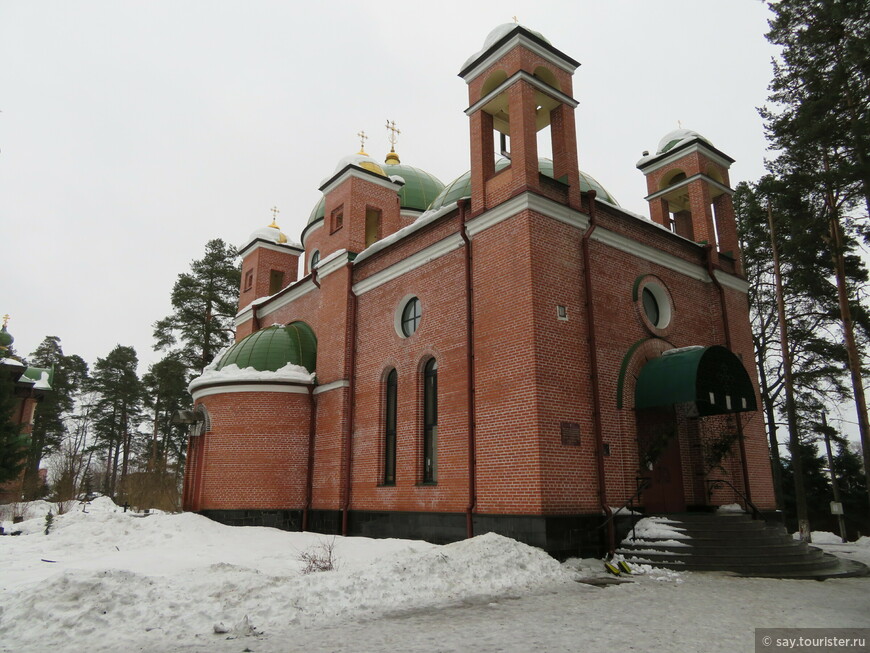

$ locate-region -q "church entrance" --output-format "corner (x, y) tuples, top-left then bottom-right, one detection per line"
(636, 406), (685, 513)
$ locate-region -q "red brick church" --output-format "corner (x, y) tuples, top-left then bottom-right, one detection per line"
(182, 24), (776, 556)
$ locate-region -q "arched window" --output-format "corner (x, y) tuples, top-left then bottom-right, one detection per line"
(422, 358), (438, 483)
(384, 369), (397, 485)
(309, 249), (320, 273)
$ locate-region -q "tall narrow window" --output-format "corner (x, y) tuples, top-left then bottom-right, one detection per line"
(365, 207), (381, 248)
(423, 358), (438, 483)
(269, 269), (284, 294)
(384, 369), (397, 485)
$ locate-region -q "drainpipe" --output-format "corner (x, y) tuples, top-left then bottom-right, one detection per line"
(302, 265), (321, 532)
(458, 198), (477, 539)
(341, 261), (358, 536)
(303, 385), (316, 531)
(705, 244), (753, 506)
(580, 190), (614, 554)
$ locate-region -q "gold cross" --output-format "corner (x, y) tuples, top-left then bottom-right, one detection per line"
(2, 314), (8, 328)
(385, 119), (401, 148)
(678, 120), (682, 129)
(357, 130), (368, 153)
(512, 15), (519, 24)
(269, 206), (280, 226)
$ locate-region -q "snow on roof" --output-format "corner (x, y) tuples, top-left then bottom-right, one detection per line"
(33, 370), (51, 390)
(188, 362), (315, 393)
(354, 201), (457, 265)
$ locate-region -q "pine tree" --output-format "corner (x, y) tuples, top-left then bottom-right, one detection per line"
(153, 239), (240, 375)
(762, 0), (870, 518)
(24, 337), (88, 498)
(735, 178), (859, 512)
(0, 372), (27, 485)
(88, 345), (143, 498)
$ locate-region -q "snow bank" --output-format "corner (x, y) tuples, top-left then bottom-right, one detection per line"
(792, 530), (847, 544)
(0, 500), (575, 652)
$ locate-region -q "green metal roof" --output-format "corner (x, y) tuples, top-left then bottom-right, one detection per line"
(306, 162), (445, 226)
(383, 162), (445, 212)
(427, 158), (619, 212)
(308, 196), (326, 226)
(634, 345), (757, 416)
(22, 366), (54, 388)
(216, 322), (317, 373)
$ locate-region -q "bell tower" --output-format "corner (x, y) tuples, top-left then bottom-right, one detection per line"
(637, 129), (740, 272)
(459, 24), (582, 214)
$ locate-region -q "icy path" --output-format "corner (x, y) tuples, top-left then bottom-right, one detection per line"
(186, 567), (870, 653)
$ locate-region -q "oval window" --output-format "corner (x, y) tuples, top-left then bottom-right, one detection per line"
(642, 287), (660, 326)
(401, 297), (422, 337)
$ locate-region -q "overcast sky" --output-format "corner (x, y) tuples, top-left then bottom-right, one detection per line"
(3, 1), (779, 371)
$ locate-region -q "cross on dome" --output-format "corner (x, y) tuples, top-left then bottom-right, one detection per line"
(385, 119), (401, 165)
(357, 130), (368, 154)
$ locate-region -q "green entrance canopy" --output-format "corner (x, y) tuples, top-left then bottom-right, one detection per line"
(634, 345), (757, 416)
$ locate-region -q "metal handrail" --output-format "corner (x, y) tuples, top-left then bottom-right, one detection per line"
(599, 476), (651, 544)
(705, 478), (761, 519)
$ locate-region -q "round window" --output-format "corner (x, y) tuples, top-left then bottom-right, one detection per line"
(400, 297), (422, 337)
(642, 287), (660, 326)
(635, 277), (673, 334)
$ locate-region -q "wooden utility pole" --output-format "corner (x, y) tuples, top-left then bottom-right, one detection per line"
(767, 201), (811, 541)
(820, 412), (848, 543)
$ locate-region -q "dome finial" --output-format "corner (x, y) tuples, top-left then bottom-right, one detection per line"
(357, 129), (369, 155)
(269, 205), (281, 229)
(2, 314), (9, 329)
(385, 119), (401, 165)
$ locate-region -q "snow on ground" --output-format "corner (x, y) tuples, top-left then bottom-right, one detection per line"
(1, 499), (869, 653)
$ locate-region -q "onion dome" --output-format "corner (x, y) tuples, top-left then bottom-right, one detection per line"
(215, 322), (316, 373)
(656, 128), (713, 155)
(334, 151), (386, 177)
(462, 23), (551, 70)
(248, 218), (289, 245)
(0, 323), (13, 352)
(382, 157), (445, 212)
(427, 157), (619, 212)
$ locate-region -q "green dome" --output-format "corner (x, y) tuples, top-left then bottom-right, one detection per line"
(308, 196), (326, 226)
(427, 158), (619, 212)
(216, 322), (317, 373)
(0, 325), (13, 349)
(306, 159), (444, 226)
(383, 162), (445, 212)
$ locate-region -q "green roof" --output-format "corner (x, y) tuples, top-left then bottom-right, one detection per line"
(308, 196), (325, 226)
(22, 366), (53, 388)
(306, 162), (445, 226)
(634, 345), (757, 416)
(383, 162), (445, 212)
(427, 158), (619, 211)
(216, 322), (317, 373)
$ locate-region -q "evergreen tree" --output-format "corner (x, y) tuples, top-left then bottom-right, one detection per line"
(762, 0), (870, 517)
(735, 178), (859, 510)
(88, 345), (143, 497)
(24, 336), (88, 498)
(142, 355), (191, 471)
(153, 239), (240, 374)
(0, 372), (27, 485)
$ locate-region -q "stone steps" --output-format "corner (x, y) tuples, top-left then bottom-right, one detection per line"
(618, 512), (869, 579)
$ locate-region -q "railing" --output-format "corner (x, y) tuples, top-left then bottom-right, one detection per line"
(705, 478), (761, 519)
(600, 476), (651, 544)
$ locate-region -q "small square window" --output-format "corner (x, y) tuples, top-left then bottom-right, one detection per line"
(331, 207), (344, 234)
